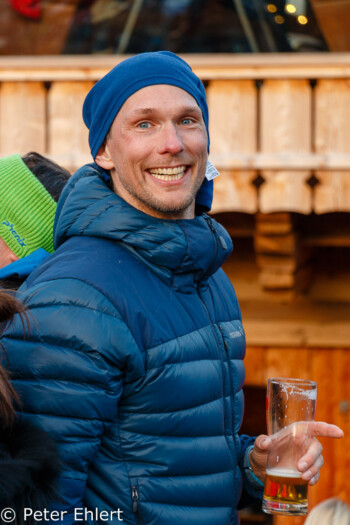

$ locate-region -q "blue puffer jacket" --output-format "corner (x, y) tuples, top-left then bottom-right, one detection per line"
(2, 164), (262, 525)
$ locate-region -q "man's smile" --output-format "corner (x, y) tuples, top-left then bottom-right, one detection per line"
(148, 165), (188, 181)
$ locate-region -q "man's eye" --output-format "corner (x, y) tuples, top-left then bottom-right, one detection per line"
(138, 122), (151, 129)
(181, 118), (192, 125)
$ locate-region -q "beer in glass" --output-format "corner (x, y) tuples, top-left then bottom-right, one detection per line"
(262, 378), (317, 516)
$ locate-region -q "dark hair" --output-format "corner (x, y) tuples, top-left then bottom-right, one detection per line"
(0, 291), (26, 427)
(22, 152), (71, 202)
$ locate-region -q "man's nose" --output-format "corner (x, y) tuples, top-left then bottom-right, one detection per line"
(157, 124), (184, 155)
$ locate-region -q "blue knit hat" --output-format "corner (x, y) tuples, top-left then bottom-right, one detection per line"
(83, 51), (213, 212)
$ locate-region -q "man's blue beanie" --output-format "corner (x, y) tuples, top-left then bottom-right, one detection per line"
(83, 51), (213, 212)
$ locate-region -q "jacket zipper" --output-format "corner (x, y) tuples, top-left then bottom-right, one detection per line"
(204, 215), (228, 251)
(131, 485), (139, 513)
(204, 215), (218, 261)
(197, 289), (237, 522)
(196, 287), (236, 468)
(198, 216), (237, 506)
(217, 324), (235, 434)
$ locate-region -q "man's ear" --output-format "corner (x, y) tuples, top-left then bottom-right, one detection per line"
(9, 250), (19, 263)
(0, 237), (19, 269)
(95, 141), (114, 170)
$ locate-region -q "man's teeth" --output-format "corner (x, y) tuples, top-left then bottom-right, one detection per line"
(149, 166), (186, 180)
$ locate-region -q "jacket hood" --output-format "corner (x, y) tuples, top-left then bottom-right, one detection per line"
(53, 164), (232, 289)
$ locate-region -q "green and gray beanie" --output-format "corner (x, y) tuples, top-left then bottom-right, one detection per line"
(0, 154), (57, 258)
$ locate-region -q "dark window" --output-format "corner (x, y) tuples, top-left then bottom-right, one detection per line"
(0, 0), (340, 55)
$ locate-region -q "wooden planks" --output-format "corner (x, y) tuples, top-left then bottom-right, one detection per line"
(331, 349), (350, 500)
(259, 80), (312, 214)
(48, 81), (94, 170)
(314, 79), (350, 212)
(0, 82), (46, 155)
(244, 347), (265, 386)
(0, 80), (93, 169)
(0, 56), (349, 211)
(207, 79), (258, 213)
(244, 319), (350, 349)
(309, 348), (350, 505)
(211, 171), (258, 214)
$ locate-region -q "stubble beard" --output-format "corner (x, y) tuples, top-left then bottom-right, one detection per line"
(113, 170), (205, 218)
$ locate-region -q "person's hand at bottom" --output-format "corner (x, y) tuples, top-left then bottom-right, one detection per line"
(248, 422), (344, 484)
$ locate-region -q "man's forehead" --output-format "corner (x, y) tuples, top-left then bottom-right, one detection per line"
(127, 105), (202, 116)
(120, 84), (202, 116)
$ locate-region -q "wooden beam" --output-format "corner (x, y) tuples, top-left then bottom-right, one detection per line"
(256, 213), (294, 235)
(244, 319), (350, 348)
(258, 265), (313, 291)
(304, 234), (350, 247)
(210, 152), (350, 171)
(256, 251), (313, 272)
(2, 54), (350, 81)
(254, 232), (299, 255)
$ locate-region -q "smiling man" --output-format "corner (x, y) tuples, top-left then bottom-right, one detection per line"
(96, 84), (208, 219)
(1, 52), (343, 525)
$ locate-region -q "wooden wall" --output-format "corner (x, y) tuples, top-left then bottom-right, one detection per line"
(0, 54), (350, 216)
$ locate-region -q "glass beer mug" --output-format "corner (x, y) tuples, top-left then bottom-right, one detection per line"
(262, 378), (317, 516)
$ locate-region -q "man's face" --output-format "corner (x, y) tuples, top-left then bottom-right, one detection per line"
(0, 237), (18, 269)
(95, 84), (208, 220)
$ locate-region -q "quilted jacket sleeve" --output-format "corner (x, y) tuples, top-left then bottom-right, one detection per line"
(238, 435), (264, 509)
(1, 277), (144, 525)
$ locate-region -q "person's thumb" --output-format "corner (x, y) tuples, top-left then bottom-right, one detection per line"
(254, 434), (271, 452)
(248, 435), (271, 482)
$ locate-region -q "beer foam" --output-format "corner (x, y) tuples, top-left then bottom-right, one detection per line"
(281, 383), (317, 401)
(301, 388), (317, 401)
(266, 467), (302, 478)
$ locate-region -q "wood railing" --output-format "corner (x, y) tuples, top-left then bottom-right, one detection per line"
(1, 53), (350, 214)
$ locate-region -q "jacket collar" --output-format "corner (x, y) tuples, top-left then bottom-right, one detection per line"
(54, 164), (232, 290)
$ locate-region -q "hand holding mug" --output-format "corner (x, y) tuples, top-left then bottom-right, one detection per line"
(250, 421), (343, 487)
(249, 379), (344, 516)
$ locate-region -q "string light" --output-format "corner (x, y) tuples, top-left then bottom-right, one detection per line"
(285, 4), (297, 14)
(267, 4), (277, 13)
(274, 15), (285, 24)
(297, 15), (308, 24)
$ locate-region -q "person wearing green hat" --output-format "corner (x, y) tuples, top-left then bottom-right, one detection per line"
(0, 152), (70, 291)
(0, 153), (67, 513)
